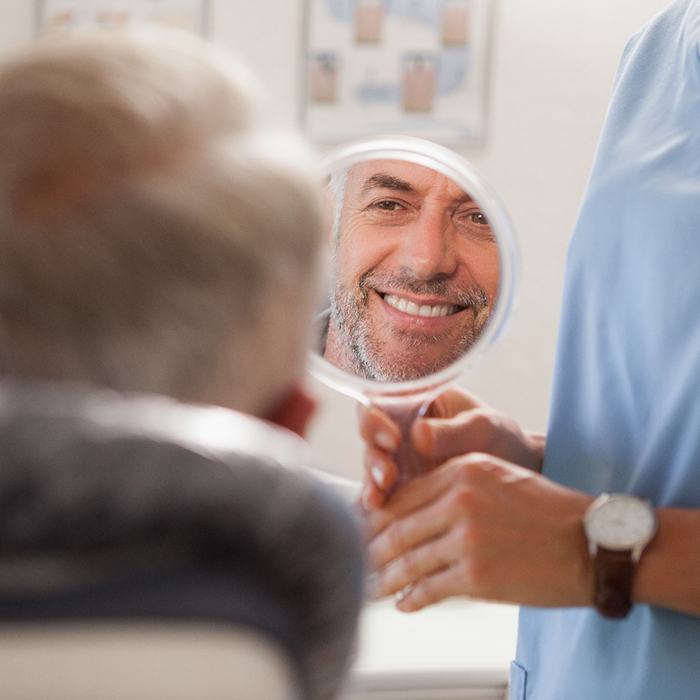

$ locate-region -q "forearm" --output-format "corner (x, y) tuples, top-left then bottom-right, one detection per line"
(633, 507), (700, 616)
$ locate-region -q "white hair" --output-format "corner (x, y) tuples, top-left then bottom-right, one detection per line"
(0, 30), (323, 417)
(327, 168), (348, 243)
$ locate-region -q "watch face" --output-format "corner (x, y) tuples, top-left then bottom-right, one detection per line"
(585, 495), (657, 550)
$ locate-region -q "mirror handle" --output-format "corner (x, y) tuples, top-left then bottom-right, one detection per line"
(369, 395), (433, 488)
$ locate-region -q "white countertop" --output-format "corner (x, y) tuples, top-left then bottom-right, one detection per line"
(344, 599), (519, 700)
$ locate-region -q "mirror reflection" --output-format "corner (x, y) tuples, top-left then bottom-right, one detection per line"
(317, 159), (501, 382)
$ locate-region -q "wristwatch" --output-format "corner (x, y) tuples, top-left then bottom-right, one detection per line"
(583, 493), (657, 619)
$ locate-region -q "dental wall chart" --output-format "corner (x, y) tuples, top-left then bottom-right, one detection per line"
(37, 0), (209, 36)
(303, 0), (495, 146)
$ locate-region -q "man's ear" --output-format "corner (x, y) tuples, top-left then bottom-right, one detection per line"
(265, 383), (317, 438)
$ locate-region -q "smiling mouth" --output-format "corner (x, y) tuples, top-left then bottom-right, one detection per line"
(380, 292), (465, 318)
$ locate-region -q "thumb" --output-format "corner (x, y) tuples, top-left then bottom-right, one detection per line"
(411, 410), (492, 461)
(426, 387), (484, 419)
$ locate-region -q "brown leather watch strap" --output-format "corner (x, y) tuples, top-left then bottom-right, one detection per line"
(593, 546), (635, 618)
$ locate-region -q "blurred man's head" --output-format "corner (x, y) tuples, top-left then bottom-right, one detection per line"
(0, 31), (323, 423)
(324, 160), (499, 382)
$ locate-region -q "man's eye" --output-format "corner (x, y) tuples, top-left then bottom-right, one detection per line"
(466, 211), (489, 226)
(371, 200), (405, 211)
(362, 198), (413, 225)
(454, 208), (490, 226)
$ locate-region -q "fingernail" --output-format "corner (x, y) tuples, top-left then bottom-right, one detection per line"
(395, 585), (416, 611)
(396, 597), (415, 612)
(376, 430), (397, 451)
(371, 462), (386, 488)
(395, 584), (413, 602)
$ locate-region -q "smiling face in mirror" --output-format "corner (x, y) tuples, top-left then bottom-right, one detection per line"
(320, 159), (500, 382)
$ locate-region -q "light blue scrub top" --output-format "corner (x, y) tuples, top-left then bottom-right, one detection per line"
(512, 1), (700, 698)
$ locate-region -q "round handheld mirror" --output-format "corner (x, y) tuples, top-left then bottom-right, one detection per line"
(310, 136), (519, 486)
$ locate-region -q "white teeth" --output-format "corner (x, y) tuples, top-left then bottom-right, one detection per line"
(384, 294), (455, 318)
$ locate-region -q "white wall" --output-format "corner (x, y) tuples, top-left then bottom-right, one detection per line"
(0, 0), (670, 480)
(306, 0), (669, 479)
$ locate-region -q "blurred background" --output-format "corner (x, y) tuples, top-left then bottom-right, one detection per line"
(0, 0), (669, 480)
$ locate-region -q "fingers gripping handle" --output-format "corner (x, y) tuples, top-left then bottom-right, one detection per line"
(370, 395), (432, 488)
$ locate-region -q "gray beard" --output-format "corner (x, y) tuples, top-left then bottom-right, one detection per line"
(330, 269), (489, 382)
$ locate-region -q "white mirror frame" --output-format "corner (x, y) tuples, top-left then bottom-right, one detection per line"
(309, 135), (519, 402)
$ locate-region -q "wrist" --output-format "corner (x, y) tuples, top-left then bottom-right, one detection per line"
(567, 493), (595, 606)
(541, 487), (592, 607)
(583, 494), (658, 618)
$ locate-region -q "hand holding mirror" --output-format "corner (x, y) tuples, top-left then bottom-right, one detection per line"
(310, 137), (518, 486)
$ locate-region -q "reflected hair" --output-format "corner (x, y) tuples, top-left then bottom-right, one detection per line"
(328, 168), (348, 243)
(0, 30), (324, 416)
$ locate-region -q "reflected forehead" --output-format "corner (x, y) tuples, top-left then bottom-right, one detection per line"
(348, 160), (471, 201)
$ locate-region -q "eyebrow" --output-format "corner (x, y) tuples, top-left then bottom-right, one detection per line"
(360, 173), (415, 195)
(359, 172), (473, 203)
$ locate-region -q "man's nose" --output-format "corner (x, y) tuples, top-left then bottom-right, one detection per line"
(398, 208), (457, 280)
